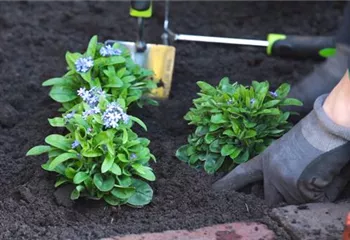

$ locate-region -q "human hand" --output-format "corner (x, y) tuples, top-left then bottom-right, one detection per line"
(212, 94), (350, 206)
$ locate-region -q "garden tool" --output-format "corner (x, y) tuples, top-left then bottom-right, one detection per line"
(105, 0), (176, 99)
(162, 0), (336, 59)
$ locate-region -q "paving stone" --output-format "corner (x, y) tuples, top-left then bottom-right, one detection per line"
(270, 202), (350, 240)
(102, 222), (276, 240)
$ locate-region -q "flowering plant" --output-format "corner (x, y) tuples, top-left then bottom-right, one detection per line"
(42, 35), (157, 112)
(27, 88), (156, 206)
(176, 77), (302, 174)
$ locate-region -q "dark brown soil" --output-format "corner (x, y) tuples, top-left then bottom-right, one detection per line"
(0, 1), (345, 240)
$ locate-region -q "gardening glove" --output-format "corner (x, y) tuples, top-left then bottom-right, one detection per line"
(212, 94), (350, 206)
(286, 43), (350, 121)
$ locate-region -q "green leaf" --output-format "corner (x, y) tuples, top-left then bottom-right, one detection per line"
(65, 52), (81, 70)
(101, 153), (114, 173)
(204, 154), (223, 174)
(127, 179), (153, 206)
(122, 76), (136, 83)
(104, 77), (124, 88)
(117, 175), (132, 187)
(49, 85), (78, 103)
(132, 165), (156, 181)
(95, 56), (125, 66)
(73, 172), (89, 184)
(211, 114), (226, 124)
(122, 128), (128, 144)
(245, 129), (257, 138)
(257, 108), (280, 116)
(263, 100), (280, 108)
(204, 133), (215, 144)
(48, 117), (65, 127)
(209, 124), (221, 132)
(275, 83), (291, 98)
(93, 173), (115, 192)
(45, 134), (72, 151)
(209, 140), (220, 153)
(130, 116), (147, 131)
(86, 35), (97, 57)
(176, 145), (190, 162)
(110, 163), (122, 175)
(26, 145), (51, 156)
(233, 150), (249, 164)
(81, 149), (103, 157)
(280, 98), (303, 106)
(223, 129), (235, 137)
(42, 77), (72, 87)
(197, 81), (216, 95)
(70, 185), (85, 200)
(65, 166), (77, 179)
(93, 129), (116, 146)
(49, 153), (77, 170)
(229, 147), (242, 159)
(220, 145), (237, 156)
(104, 195), (121, 206)
(54, 178), (68, 187)
(111, 187), (136, 199)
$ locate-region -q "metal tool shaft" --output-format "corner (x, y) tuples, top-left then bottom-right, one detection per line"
(173, 34), (268, 47)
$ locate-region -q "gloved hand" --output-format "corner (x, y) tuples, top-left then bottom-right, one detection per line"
(212, 94), (350, 206)
(286, 44), (350, 121)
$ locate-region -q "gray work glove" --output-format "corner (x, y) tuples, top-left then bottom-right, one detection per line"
(287, 44), (350, 121)
(212, 94), (350, 206)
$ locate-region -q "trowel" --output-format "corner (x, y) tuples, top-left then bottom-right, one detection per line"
(105, 0), (176, 99)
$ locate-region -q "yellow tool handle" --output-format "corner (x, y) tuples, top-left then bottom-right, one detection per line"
(130, 0), (152, 18)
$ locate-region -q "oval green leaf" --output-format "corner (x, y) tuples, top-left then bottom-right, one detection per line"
(127, 179), (153, 207)
(26, 145), (51, 156)
(93, 173), (115, 192)
(73, 172), (89, 184)
(49, 153), (77, 170)
(45, 134), (72, 151)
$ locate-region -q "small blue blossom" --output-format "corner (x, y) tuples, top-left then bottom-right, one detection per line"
(82, 107), (101, 119)
(250, 98), (256, 104)
(269, 91), (278, 98)
(227, 99), (233, 104)
(77, 87), (105, 107)
(75, 56), (94, 73)
(64, 110), (76, 120)
(102, 102), (129, 129)
(130, 153), (137, 160)
(100, 45), (122, 57)
(72, 140), (80, 149)
(87, 127), (92, 133)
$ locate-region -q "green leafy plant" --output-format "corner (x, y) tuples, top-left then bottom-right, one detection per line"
(27, 89), (156, 207)
(176, 77), (303, 174)
(43, 35), (157, 112)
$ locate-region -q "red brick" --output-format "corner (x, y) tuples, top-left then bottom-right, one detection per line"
(102, 222), (276, 240)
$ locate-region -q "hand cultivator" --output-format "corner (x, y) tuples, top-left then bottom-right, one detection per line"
(161, 0), (336, 59)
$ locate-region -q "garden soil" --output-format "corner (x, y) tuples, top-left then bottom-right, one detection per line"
(0, 1), (346, 240)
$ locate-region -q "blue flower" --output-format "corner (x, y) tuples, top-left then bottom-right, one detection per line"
(75, 56), (94, 73)
(71, 140), (80, 149)
(102, 102), (129, 129)
(130, 153), (137, 160)
(100, 45), (122, 57)
(82, 107), (101, 119)
(77, 87), (105, 107)
(269, 91), (278, 98)
(64, 110), (76, 120)
(250, 98), (256, 104)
